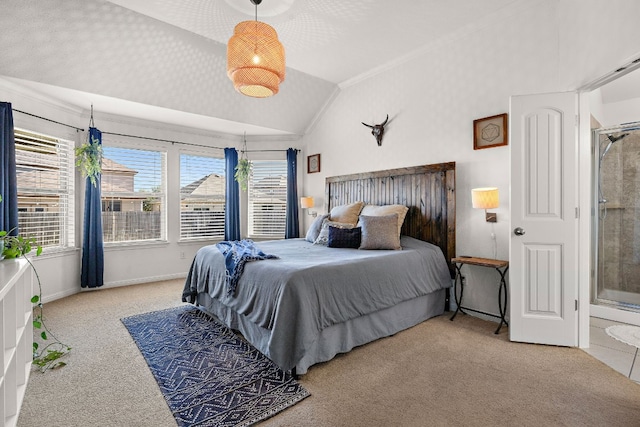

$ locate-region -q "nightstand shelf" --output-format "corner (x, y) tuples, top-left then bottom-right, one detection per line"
(449, 256), (509, 334)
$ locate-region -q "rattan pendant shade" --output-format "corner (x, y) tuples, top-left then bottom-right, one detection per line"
(227, 20), (285, 98)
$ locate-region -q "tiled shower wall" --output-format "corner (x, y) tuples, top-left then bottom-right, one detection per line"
(599, 131), (640, 295)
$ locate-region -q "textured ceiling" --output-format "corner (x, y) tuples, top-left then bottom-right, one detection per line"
(1, 0), (637, 137)
(101, 0), (520, 85)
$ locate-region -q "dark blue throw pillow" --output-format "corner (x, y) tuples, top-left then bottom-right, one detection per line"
(327, 226), (361, 249)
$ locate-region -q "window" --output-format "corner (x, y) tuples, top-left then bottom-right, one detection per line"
(101, 145), (166, 243)
(248, 160), (287, 238)
(14, 128), (74, 251)
(179, 153), (225, 239)
(101, 200), (121, 212)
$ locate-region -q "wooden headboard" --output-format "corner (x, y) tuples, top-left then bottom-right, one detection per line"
(325, 162), (456, 277)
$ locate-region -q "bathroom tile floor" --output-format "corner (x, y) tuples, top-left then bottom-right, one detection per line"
(585, 317), (640, 384)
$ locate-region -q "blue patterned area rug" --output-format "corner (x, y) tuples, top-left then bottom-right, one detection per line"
(122, 305), (310, 427)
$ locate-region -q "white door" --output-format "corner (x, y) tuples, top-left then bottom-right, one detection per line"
(509, 92), (579, 346)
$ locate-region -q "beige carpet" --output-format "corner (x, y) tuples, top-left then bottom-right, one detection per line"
(17, 279), (640, 427)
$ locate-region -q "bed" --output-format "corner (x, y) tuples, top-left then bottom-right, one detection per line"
(182, 162), (456, 375)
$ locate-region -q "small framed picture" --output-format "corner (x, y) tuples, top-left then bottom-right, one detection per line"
(307, 154), (321, 173)
(473, 113), (508, 150)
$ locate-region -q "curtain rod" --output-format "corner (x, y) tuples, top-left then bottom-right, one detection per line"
(102, 131), (225, 150)
(10, 110), (298, 153)
(13, 109), (85, 132)
(104, 132), (298, 153)
(243, 149), (300, 153)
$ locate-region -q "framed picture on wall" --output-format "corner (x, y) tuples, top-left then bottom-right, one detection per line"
(473, 113), (508, 150)
(307, 154), (321, 173)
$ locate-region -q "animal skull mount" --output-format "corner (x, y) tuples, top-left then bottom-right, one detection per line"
(362, 114), (389, 146)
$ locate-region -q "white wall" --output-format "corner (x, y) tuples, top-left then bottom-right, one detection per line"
(599, 98), (640, 128)
(302, 0), (640, 319)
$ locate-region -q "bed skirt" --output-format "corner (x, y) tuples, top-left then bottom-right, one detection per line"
(194, 288), (447, 375)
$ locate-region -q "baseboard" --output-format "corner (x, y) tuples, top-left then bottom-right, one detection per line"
(45, 273), (189, 302)
(45, 288), (82, 303)
(99, 273), (188, 289)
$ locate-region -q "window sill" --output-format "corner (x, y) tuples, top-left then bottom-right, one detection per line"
(178, 237), (222, 245)
(247, 236), (285, 241)
(28, 247), (79, 260)
(104, 240), (169, 251)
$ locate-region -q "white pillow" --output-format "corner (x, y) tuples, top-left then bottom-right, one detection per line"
(329, 201), (364, 226)
(358, 204), (409, 237)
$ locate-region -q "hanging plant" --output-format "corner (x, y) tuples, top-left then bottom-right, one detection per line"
(75, 134), (102, 187)
(235, 158), (251, 191)
(235, 133), (251, 191)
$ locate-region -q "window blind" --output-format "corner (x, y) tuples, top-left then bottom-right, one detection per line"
(179, 154), (226, 239)
(101, 145), (166, 243)
(14, 128), (74, 251)
(248, 160), (287, 238)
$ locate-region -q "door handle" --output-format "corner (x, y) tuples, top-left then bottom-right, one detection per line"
(514, 227), (525, 236)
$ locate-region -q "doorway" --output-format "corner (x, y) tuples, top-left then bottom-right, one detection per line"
(587, 57), (640, 325)
(593, 124), (640, 312)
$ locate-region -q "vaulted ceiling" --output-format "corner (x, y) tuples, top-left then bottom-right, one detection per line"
(1, 0), (637, 137)
(102, 0), (522, 85)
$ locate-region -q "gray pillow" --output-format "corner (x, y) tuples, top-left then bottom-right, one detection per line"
(305, 213), (329, 243)
(359, 214), (401, 250)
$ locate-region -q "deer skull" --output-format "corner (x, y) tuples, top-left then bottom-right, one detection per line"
(362, 114), (389, 146)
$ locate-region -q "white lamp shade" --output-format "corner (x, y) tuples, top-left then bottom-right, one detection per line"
(472, 187), (499, 209)
(300, 196), (314, 209)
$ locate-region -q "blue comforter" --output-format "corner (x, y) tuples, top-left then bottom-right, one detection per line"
(182, 236), (451, 370)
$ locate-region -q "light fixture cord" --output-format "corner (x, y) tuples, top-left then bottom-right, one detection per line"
(252, 0), (259, 50)
(89, 104), (95, 128)
(241, 131), (248, 160)
(491, 222), (497, 260)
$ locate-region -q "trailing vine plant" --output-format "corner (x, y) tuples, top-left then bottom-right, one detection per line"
(0, 195), (71, 372)
(29, 255), (71, 372)
(234, 132), (251, 191)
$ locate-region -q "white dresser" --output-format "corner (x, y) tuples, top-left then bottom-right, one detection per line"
(0, 259), (33, 427)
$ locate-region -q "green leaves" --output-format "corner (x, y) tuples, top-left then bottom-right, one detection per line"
(32, 348), (69, 371)
(0, 229), (41, 259)
(235, 158), (251, 191)
(32, 296), (71, 372)
(75, 135), (103, 187)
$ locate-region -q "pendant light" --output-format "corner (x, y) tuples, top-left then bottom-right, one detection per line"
(227, 0), (286, 98)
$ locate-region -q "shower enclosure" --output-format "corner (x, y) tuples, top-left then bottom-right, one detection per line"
(594, 123), (640, 310)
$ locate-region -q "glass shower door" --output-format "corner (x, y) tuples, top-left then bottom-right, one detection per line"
(596, 127), (640, 309)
